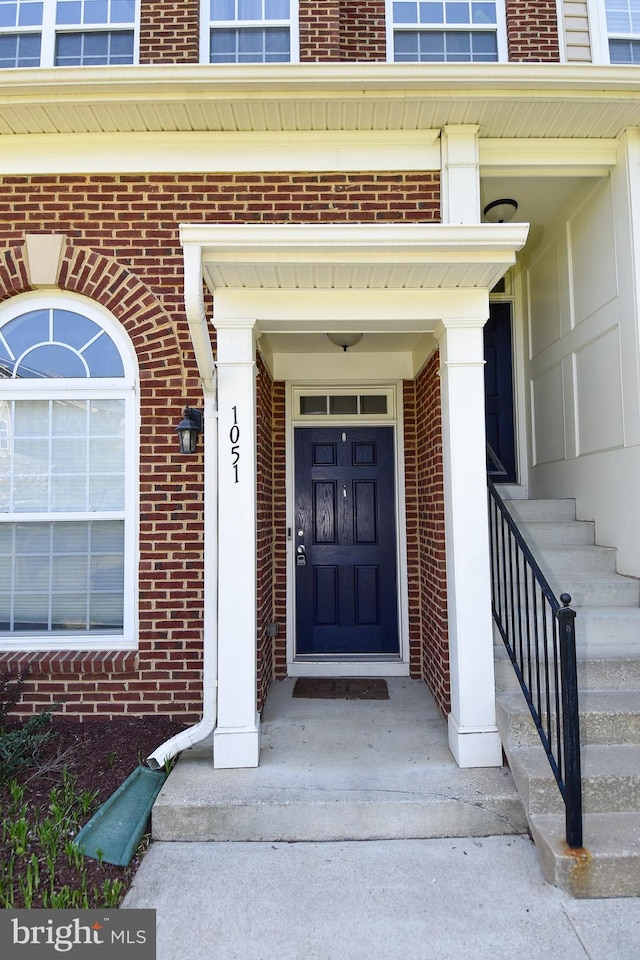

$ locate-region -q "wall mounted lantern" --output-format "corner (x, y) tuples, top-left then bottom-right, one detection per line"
(326, 332), (363, 352)
(483, 198), (518, 223)
(176, 406), (202, 454)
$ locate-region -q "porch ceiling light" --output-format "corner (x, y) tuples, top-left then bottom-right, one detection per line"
(176, 405), (202, 454)
(483, 198), (518, 223)
(327, 332), (363, 352)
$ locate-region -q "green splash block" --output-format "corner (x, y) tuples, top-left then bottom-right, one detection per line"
(74, 765), (167, 867)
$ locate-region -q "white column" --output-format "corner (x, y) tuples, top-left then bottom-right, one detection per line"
(440, 125), (481, 225)
(435, 317), (502, 768)
(213, 318), (260, 768)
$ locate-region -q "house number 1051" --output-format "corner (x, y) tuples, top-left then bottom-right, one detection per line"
(230, 405), (240, 483)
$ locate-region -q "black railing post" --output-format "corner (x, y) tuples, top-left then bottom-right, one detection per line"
(557, 593), (583, 849)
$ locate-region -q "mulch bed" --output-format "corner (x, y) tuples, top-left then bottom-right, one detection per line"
(0, 715), (186, 907)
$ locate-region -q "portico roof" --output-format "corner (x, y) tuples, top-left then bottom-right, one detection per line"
(181, 222), (529, 339)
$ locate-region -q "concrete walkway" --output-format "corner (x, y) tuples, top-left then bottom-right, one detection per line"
(122, 835), (640, 959)
(123, 678), (640, 957)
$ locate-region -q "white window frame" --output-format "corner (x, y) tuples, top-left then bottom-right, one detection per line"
(385, 0), (508, 63)
(0, 291), (139, 652)
(291, 386), (397, 421)
(587, 0), (640, 64)
(199, 0), (299, 64)
(0, 0), (139, 68)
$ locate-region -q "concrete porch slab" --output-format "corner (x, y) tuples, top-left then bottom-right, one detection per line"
(152, 678), (527, 842)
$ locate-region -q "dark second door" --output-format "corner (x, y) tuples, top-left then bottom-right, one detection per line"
(294, 426), (399, 656)
(484, 301), (516, 483)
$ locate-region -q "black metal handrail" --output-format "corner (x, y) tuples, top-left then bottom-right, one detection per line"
(488, 479), (583, 849)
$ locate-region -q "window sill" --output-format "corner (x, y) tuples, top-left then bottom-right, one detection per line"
(0, 650), (138, 676)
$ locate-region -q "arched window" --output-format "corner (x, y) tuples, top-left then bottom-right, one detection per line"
(0, 296), (137, 650)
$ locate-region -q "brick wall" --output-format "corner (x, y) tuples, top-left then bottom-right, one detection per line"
(403, 351), (450, 716)
(340, 2), (387, 60)
(139, 0), (200, 64)
(256, 351), (275, 712)
(0, 171), (438, 720)
(272, 382), (288, 678)
(505, 0), (561, 60)
(403, 378), (424, 679)
(299, 0), (341, 61)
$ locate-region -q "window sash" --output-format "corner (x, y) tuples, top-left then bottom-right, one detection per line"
(1, 399), (125, 515)
(604, 0), (640, 60)
(201, 0), (299, 62)
(605, 0), (640, 35)
(387, 0), (506, 61)
(0, 396), (129, 640)
(0, 0), (138, 66)
(394, 28), (498, 60)
(609, 37), (640, 60)
(0, 519), (125, 635)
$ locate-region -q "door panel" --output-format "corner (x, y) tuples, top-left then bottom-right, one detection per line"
(295, 426), (399, 656)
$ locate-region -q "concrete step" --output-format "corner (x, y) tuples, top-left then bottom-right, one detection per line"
(575, 607), (640, 658)
(493, 569), (639, 608)
(153, 736), (526, 842)
(546, 572), (640, 608)
(577, 658), (640, 688)
(539, 545), (618, 576)
(508, 743), (640, 815)
(505, 499), (577, 523)
(519, 520), (595, 548)
(530, 812), (640, 898)
(497, 689), (640, 747)
(153, 680), (527, 844)
(494, 622), (640, 683)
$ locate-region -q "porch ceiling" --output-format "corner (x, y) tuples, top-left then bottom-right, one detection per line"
(2, 64), (640, 139)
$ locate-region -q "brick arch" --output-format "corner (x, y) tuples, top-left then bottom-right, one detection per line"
(0, 241), (190, 393)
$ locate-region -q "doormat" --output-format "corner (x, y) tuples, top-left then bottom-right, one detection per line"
(292, 678), (389, 700)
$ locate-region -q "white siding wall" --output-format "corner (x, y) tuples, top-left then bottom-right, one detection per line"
(563, 0), (593, 62)
(522, 131), (640, 577)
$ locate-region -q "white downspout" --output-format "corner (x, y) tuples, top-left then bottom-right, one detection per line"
(147, 243), (218, 769)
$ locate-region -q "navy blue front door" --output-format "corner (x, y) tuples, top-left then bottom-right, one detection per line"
(294, 426), (399, 656)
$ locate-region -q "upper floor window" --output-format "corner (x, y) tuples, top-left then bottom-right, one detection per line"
(605, 0), (640, 62)
(0, 0), (137, 68)
(389, 0), (503, 62)
(0, 297), (137, 650)
(203, 0), (295, 63)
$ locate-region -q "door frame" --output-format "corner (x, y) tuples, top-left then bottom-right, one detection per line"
(285, 381), (410, 677)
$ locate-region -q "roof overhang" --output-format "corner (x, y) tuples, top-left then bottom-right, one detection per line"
(2, 63), (640, 139)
